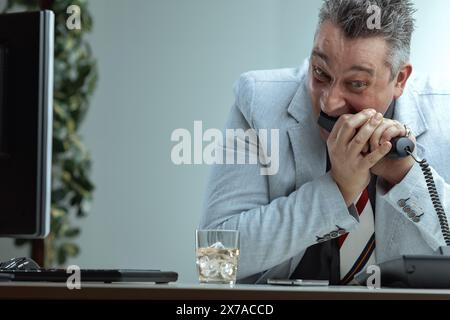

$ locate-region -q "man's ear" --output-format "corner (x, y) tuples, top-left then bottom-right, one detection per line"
(393, 64), (413, 99)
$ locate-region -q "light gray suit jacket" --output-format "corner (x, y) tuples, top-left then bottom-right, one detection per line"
(200, 59), (450, 284)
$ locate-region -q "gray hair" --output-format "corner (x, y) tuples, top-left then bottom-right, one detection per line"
(317, 0), (416, 80)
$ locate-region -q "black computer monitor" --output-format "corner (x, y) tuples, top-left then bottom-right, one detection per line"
(0, 11), (54, 238)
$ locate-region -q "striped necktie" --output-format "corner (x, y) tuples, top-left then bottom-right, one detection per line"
(339, 188), (376, 285)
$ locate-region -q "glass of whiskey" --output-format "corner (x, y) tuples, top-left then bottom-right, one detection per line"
(195, 229), (240, 285)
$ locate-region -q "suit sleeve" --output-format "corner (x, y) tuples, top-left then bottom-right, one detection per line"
(379, 161), (450, 251)
(199, 75), (359, 280)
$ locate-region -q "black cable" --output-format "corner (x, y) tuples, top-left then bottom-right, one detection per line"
(406, 148), (450, 246)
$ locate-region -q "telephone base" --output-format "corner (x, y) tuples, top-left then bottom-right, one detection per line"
(355, 251), (450, 289)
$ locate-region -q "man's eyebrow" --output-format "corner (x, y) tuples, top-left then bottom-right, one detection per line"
(311, 49), (375, 76)
(348, 65), (375, 77)
(311, 49), (328, 62)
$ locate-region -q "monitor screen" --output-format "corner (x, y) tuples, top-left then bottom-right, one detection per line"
(0, 11), (54, 238)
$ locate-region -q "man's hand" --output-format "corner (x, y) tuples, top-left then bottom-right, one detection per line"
(368, 118), (416, 188)
(328, 109), (392, 207)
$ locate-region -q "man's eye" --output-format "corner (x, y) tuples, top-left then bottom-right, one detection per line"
(350, 81), (368, 89)
(313, 66), (329, 81)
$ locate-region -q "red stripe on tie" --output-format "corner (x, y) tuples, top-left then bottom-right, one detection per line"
(338, 188), (369, 248)
(338, 233), (348, 248)
(356, 188), (369, 215)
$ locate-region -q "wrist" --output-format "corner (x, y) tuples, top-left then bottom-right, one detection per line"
(341, 189), (361, 207)
(335, 181), (363, 207)
(380, 160), (414, 187)
(331, 172), (365, 207)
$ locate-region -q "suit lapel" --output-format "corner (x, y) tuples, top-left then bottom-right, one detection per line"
(394, 85), (428, 158)
(286, 81), (327, 190)
(285, 79), (328, 275)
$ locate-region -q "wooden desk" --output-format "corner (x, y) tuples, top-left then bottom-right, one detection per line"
(1, 282), (450, 300)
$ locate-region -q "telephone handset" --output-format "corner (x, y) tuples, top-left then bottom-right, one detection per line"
(317, 111), (415, 159)
(317, 110), (450, 288)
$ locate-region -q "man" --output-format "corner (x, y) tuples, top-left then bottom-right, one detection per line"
(200, 0), (450, 285)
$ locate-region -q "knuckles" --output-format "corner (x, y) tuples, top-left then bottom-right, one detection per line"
(342, 121), (353, 131)
(366, 154), (379, 166)
(353, 136), (365, 145)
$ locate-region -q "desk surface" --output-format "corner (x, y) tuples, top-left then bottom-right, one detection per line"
(1, 282), (450, 300)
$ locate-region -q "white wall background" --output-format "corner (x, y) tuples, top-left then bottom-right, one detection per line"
(0, 0), (449, 284)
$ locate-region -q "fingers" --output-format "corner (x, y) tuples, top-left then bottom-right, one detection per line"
(380, 122), (406, 144)
(369, 120), (389, 152)
(369, 120), (406, 151)
(362, 144), (369, 155)
(363, 141), (392, 170)
(330, 109), (376, 143)
(347, 112), (384, 157)
(328, 109), (411, 164)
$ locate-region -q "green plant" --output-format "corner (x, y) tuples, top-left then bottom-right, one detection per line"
(3, 0), (97, 266)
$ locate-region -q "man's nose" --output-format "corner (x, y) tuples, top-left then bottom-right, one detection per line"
(321, 84), (347, 117)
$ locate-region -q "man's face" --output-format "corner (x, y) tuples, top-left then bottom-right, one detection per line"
(308, 21), (399, 140)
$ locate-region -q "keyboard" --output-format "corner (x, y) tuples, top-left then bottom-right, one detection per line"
(0, 269), (178, 283)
